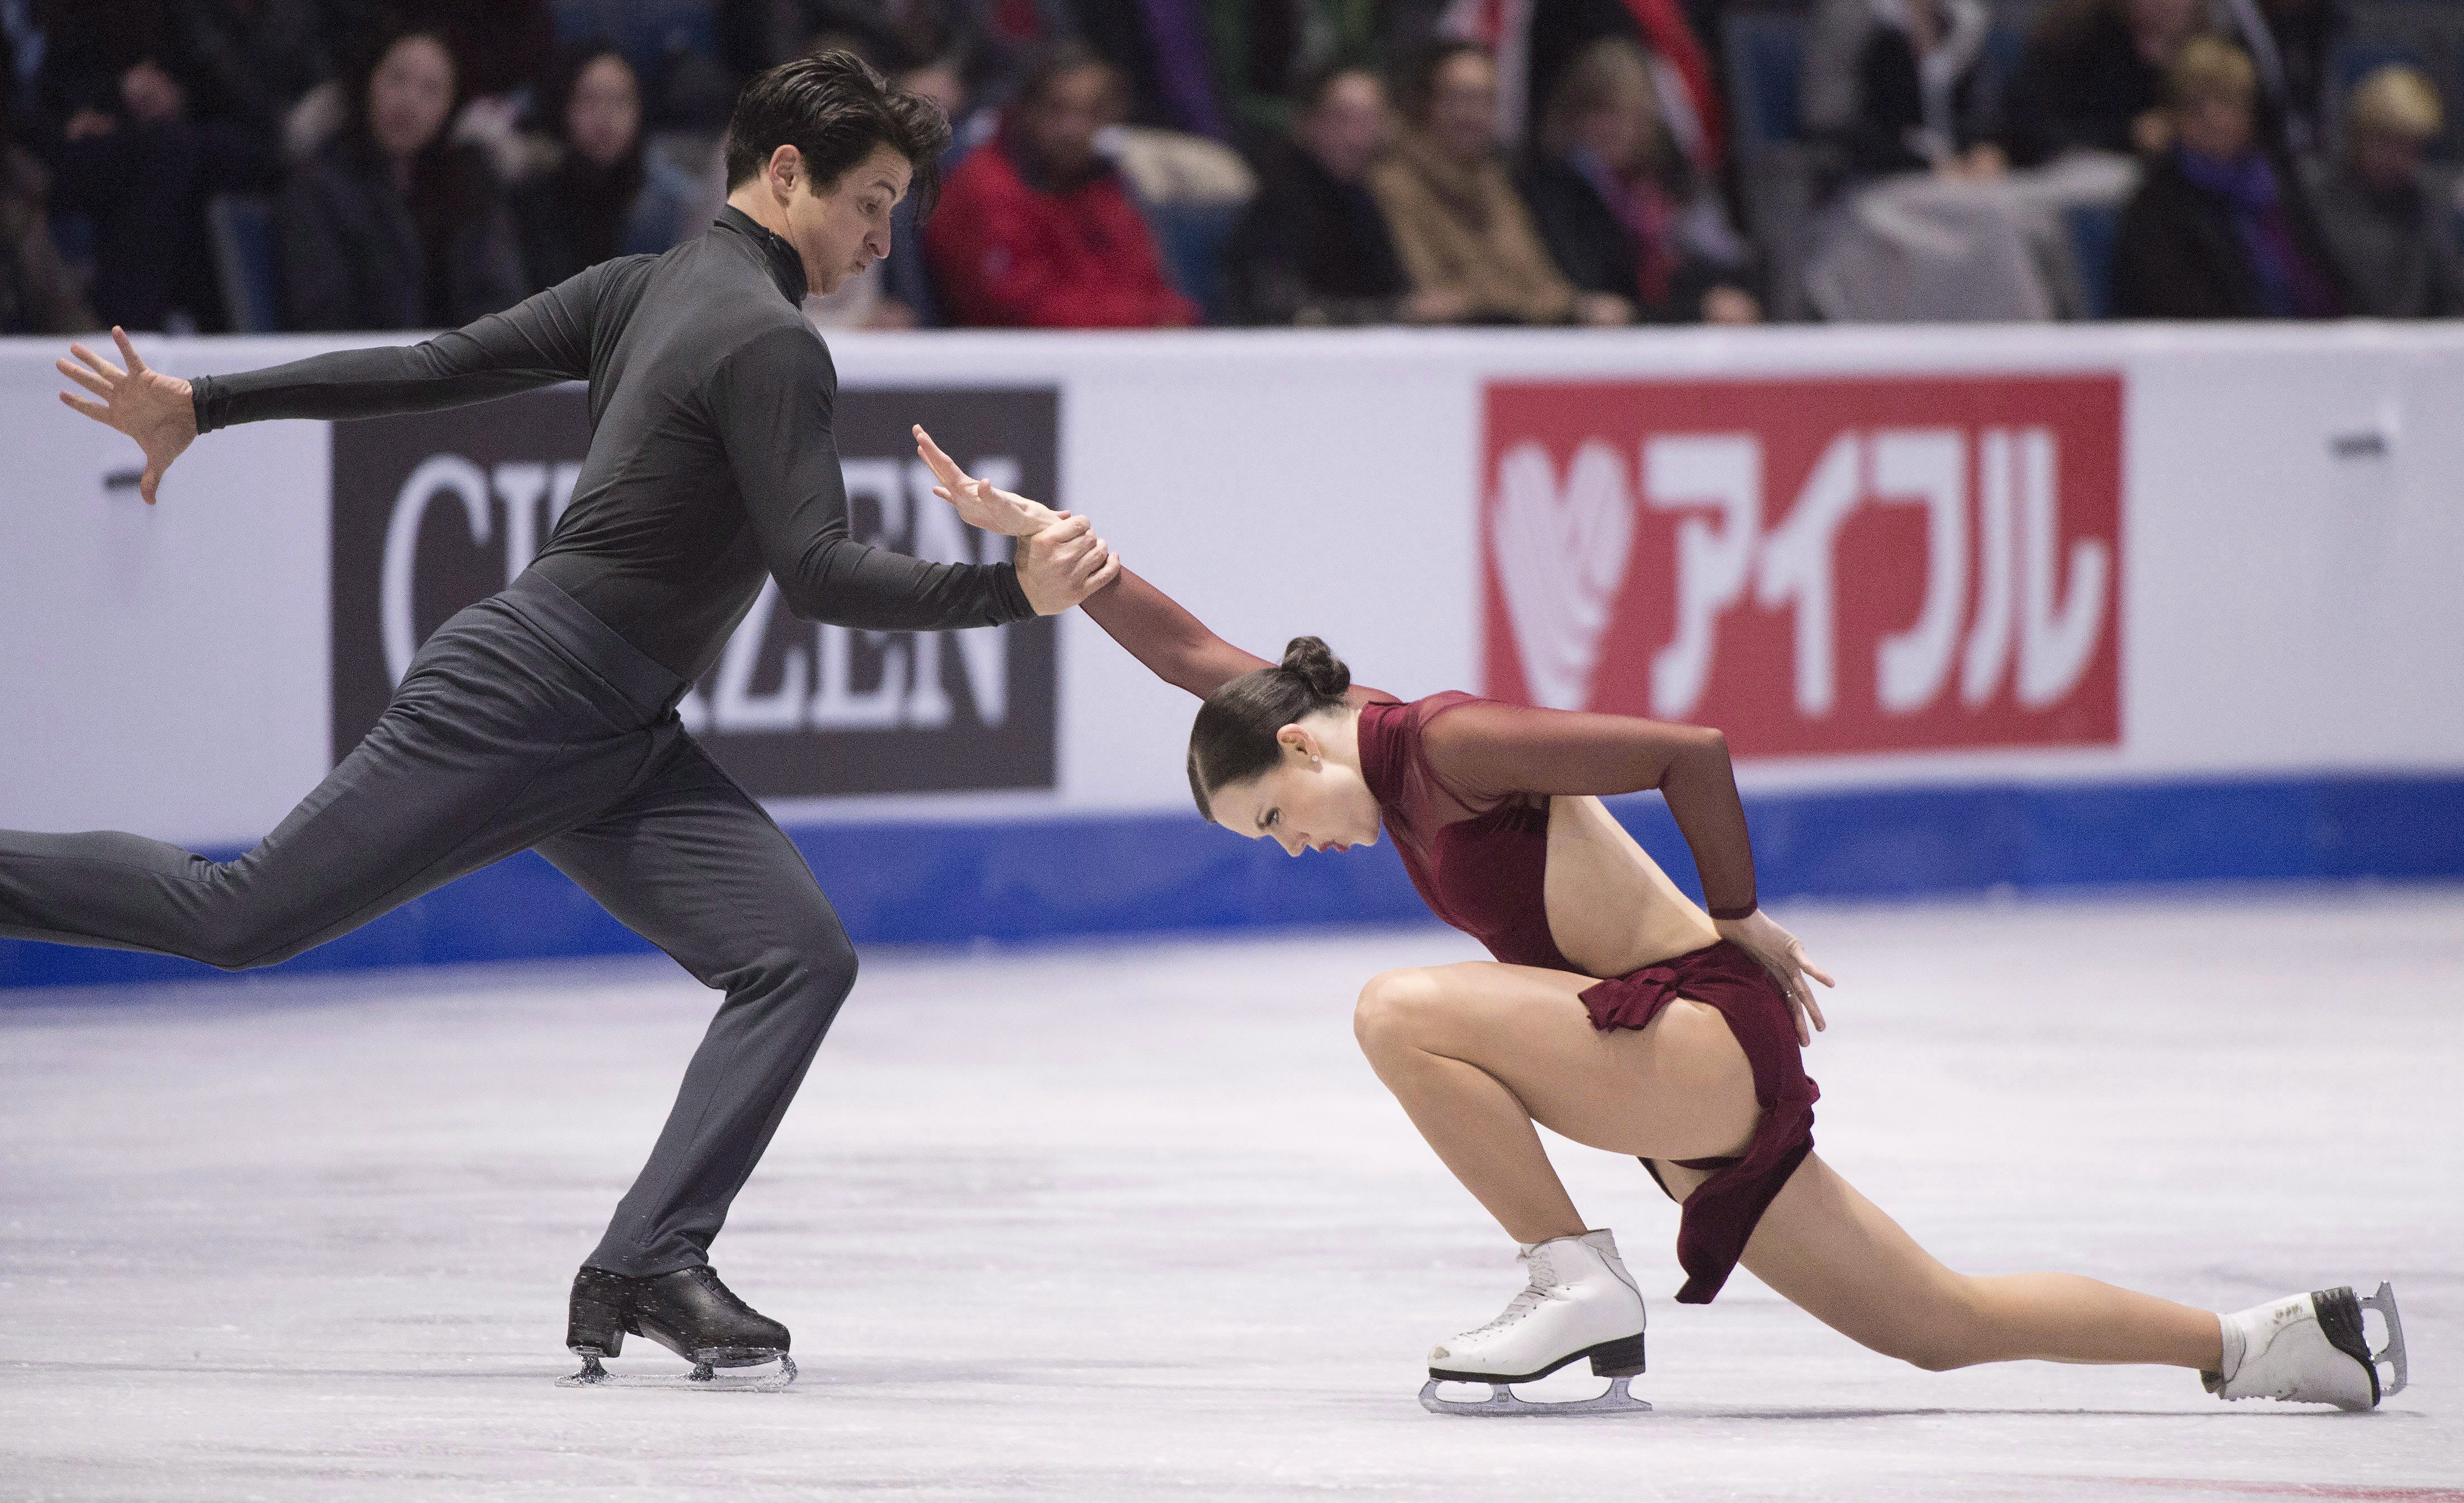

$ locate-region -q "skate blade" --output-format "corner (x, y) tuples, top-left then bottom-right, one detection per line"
(2359, 1282), (2407, 1398)
(1418, 1375), (1651, 1418)
(559, 1351), (797, 1392)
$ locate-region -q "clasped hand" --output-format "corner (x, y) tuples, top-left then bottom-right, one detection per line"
(913, 424), (1118, 615)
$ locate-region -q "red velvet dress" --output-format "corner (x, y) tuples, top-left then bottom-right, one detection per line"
(1086, 572), (1817, 1303)
(1355, 692), (1817, 1304)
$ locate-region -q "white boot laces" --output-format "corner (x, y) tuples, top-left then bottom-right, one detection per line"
(1456, 1245), (1565, 1342)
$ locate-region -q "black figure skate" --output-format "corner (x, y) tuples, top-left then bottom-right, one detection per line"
(559, 1266), (797, 1391)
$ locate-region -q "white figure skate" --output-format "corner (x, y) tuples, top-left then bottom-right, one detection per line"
(1419, 1229), (1652, 1417)
(2204, 1283), (2408, 1411)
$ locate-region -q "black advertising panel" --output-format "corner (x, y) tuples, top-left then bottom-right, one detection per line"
(329, 384), (1060, 797)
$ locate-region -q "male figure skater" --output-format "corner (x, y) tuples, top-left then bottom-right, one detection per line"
(15, 51), (1116, 1388)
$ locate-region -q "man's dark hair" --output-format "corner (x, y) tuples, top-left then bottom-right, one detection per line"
(723, 49), (953, 219)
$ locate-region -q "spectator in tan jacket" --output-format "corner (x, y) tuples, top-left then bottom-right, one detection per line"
(1369, 40), (1627, 326)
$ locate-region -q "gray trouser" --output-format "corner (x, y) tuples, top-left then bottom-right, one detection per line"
(0, 572), (856, 1277)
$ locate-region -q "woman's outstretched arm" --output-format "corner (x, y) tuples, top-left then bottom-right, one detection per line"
(1079, 568), (1271, 700)
(913, 424), (1392, 703)
(1079, 569), (1396, 704)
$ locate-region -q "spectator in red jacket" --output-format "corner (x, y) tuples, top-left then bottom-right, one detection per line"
(923, 44), (1199, 328)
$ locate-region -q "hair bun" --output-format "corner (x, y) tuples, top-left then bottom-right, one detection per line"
(1279, 636), (1351, 700)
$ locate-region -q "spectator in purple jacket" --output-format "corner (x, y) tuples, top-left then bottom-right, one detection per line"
(2111, 35), (2344, 318)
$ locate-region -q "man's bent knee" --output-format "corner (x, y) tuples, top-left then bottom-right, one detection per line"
(767, 929), (857, 999)
(191, 912), (321, 972)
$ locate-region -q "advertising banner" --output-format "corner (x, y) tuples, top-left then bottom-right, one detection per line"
(4, 324), (2460, 987)
(329, 384), (1061, 797)
(1481, 374), (2123, 756)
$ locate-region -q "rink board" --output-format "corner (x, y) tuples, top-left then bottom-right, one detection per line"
(2, 324), (2460, 986)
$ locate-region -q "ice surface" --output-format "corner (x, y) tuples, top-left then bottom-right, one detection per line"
(3, 891), (2458, 1502)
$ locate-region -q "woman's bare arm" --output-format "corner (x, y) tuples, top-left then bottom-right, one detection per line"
(1424, 700), (1835, 1038)
(1080, 568), (1273, 699)
(913, 423), (1389, 703)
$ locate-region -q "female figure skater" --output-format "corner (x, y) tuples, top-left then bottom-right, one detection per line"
(912, 428), (2408, 1417)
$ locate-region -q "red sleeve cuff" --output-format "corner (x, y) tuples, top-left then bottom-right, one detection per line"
(1708, 902), (1758, 921)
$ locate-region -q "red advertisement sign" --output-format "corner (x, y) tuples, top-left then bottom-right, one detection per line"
(1481, 374), (2123, 757)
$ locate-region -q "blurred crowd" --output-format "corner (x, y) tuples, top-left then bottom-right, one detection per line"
(2, 0), (2458, 337)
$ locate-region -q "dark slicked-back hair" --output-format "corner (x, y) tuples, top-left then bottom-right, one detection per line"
(1186, 638), (1353, 823)
(723, 49), (952, 219)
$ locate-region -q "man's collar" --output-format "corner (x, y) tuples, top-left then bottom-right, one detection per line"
(714, 203), (808, 303)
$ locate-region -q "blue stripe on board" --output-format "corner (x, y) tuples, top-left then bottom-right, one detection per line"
(5, 774), (2460, 990)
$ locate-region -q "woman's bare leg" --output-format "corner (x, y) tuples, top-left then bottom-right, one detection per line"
(1351, 962), (1761, 1245)
(1693, 1153), (2226, 1371)
(1351, 961), (2225, 1374)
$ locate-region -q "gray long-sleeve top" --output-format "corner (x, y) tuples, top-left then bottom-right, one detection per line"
(192, 206), (1034, 681)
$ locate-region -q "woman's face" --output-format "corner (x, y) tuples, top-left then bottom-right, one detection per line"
(1426, 52), (1499, 163)
(2178, 91), (2255, 159)
(1204, 731), (1383, 857)
(1577, 95), (1656, 174)
(566, 54), (640, 168)
(369, 34), (455, 159)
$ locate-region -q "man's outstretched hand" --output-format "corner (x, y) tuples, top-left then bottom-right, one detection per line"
(914, 423), (1118, 615)
(58, 327), (195, 505)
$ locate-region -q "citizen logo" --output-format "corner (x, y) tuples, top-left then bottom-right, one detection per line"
(332, 385), (1061, 797)
(673, 456), (1025, 739)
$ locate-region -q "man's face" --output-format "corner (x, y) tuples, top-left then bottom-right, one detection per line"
(1020, 65), (1111, 183)
(1302, 72), (1392, 183)
(783, 142), (912, 295)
